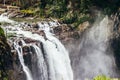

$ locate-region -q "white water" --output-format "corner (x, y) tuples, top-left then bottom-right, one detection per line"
(1, 12), (73, 80)
(43, 32), (73, 80)
(0, 13), (15, 23)
(37, 20), (60, 32)
(12, 30), (73, 80)
(14, 41), (33, 80)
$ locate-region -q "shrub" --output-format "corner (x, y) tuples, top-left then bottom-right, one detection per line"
(0, 27), (5, 36)
(93, 75), (111, 80)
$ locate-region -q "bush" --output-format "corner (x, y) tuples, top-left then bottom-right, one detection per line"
(93, 75), (111, 80)
(0, 27), (5, 36)
(62, 12), (77, 24)
(20, 9), (35, 15)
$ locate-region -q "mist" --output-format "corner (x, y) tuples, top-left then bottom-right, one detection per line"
(65, 16), (118, 80)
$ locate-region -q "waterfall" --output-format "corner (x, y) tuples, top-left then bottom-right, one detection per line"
(13, 41), (33, 80)
(71, 16), (117, 80)
(1, 12), (73, 80)
(12, 30), (73, 80)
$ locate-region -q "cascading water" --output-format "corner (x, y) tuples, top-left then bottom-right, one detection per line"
(43, 32), (73, 80)
(70, 16), (117, 80)
(13, 41), (33, 80)
(1, 12), (73, 80)
(11, 30), (73, 80)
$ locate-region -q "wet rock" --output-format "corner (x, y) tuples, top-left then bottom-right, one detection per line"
(70, 31), (80, 39)
(53, 26), (62, 35)
(22, 46), (30, 55)
(18, 41), (23, 46)
(23, 51), (32, 69)
(111, 10), (120, 71)
(61, 24), (70, 32)
(24, 38), (39, 44)
(29, 46), (36, 54)
(53, 24), (70, 34)
(32, 23), (39, 29)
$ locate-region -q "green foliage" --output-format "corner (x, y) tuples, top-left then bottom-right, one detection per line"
(61, 12), (92, 28)
(80, 0), (92, 13)
(0, 27), (5, 36)
(3, 77), (8, 80)
(77, 15), (90, 24)
(20, 9), (35, 14)
(4, 0), (120, 15)
(45, 0), (68, 18)
(3, 0), (120, 28)
(20, 9), (35, 17)
(93, 75), (111, 80)
(62, 12), (77, 24)
(40, 0), (47, 9)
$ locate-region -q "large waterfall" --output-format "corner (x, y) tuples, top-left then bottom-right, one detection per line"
(13, 31), (73, 80)
(1, 14), (73, 80)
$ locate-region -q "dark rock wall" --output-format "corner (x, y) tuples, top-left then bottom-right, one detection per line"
(111, 10), (120, 73)
(0, 29), (13, 80)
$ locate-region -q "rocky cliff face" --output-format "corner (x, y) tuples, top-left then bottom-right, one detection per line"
(0, 27), (13, 80)
(111, 10), (120, 72)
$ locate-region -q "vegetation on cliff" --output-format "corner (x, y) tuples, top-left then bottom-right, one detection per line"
(1, 0), (120, 28)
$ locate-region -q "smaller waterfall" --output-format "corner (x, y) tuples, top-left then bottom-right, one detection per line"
(14, 41), (33, 80)
(13, 30), (73, 80)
